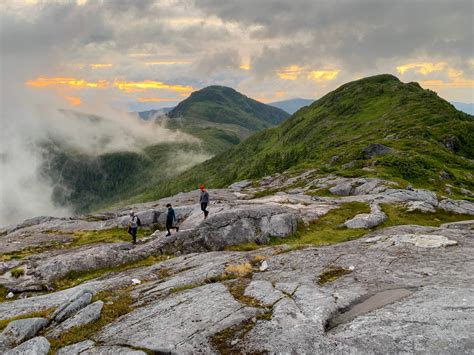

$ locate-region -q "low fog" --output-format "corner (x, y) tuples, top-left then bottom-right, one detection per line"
(0, 82), (203, 228)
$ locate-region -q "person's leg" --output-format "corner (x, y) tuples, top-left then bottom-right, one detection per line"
(132, 228), (137, 244)
(201, 203), (209, 218)
(166, 220), (171, 236)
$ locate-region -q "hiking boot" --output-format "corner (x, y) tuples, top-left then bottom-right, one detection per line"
(166, 233), (171, 237)
(176, 226), (179, 232)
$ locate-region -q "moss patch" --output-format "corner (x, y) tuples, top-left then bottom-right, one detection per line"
(380, 203), (473, 227)
(226, 278), (261, 308)
(10, 267), (25, 278)
(48, 289), (133, 353)
(318, 267), (352, 285)
(210, 309), (272, 354)
(0, 228), (153, 262)
(52, 255), (168, 290)
(69, 227), (151, 247)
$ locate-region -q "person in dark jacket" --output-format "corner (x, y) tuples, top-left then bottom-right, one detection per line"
(199, 184), (209, 219)
(166, 203), (179, 236)
(128, 210), (138, 244)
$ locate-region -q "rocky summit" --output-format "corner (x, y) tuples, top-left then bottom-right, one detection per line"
(0, 170), (473, 354)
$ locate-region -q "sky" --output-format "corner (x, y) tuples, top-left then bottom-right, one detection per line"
(1, 0), (473, 112)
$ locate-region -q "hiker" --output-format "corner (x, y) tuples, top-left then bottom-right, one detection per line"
(199, 184), (209, 219)
(166, 203), (179, 236)
(128, 210), (139, 244)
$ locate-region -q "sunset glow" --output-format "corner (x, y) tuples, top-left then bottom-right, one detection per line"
(64, 96), (82, 106)
(26, 77), (108, 88)
(307, 70), (340, 81)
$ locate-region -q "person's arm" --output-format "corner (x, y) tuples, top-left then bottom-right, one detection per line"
(173, 210), (177, 222)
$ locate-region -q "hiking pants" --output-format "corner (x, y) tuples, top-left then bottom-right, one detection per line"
(128, 227), (137, 243)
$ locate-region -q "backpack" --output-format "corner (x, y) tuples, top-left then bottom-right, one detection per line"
(136, 216), (141, 226)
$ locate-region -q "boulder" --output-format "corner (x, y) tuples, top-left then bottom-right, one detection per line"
(341, 161), (356, 169)
(438, 199), (474, 215)
(47, 301), (103, 337)
(406, 201), (436, 213)
(361, 143), (392, 159)
(229, 180), (253, 191)
(329, 182), (354, 196)
(0, 318), (49, 351)
(440, 220), (474, 230)
(51, 289), (93, 323)
(4, 336), (50, 355)
(344, 204), (387, 229)
(57, 340), (95, 355)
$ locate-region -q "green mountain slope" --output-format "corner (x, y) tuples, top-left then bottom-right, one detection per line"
(41, 87), (289, 213)
(139, 74), (474, 201)
(166, 85), (289, 143)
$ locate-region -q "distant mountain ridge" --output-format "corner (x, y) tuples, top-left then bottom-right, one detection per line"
(269, 98), (315, 114)
(138, 107), (174, 120)
(451, 102), (474, 115)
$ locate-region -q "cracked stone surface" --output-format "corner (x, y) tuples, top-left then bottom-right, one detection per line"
(244, 280), (284, 306)
(47, 301), (103, 338)
(344, 203), (387, 229)
(95, 283), (258, 353)
(57, 340), (95, 355)
(4, 336), (50, 355)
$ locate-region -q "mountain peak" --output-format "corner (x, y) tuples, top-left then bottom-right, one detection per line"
(167, 85), (289, 132)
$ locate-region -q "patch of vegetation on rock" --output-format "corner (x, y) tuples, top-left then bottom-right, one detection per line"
(318, 267), (352, 285)
(10, 267), (25, 278)
(52, 255), (168, 290)
(380, 203), (473, 227)
(225, 262), (253, 277)
(47, 289), (133, 353)
(227, 202), (371, 252)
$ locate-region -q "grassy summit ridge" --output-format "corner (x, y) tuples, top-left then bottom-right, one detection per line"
(138, 74), (474, 201)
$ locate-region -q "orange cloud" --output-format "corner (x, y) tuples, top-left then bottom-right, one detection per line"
(396, 62), (448, 75)
(419, 78), (474, 89)
(26, 77), (108, 88)
(137, 97), (179, 102)
(65, 96), (81, 106)
(240, 63), (251, 70)
(277, 66), (339, 81)
(307, 69), (340, 81)
(90, 64), (113, 69)
(276, 65), (304, 80)
(113, 80), (193, 93)
(26, 76), (194, 94)
(145, 60), (190, 65)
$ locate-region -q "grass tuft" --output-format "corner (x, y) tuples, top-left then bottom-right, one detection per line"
(225, 262), (253, 277)
(318, 267), (352, 285)
(10, 267), (25, 278)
